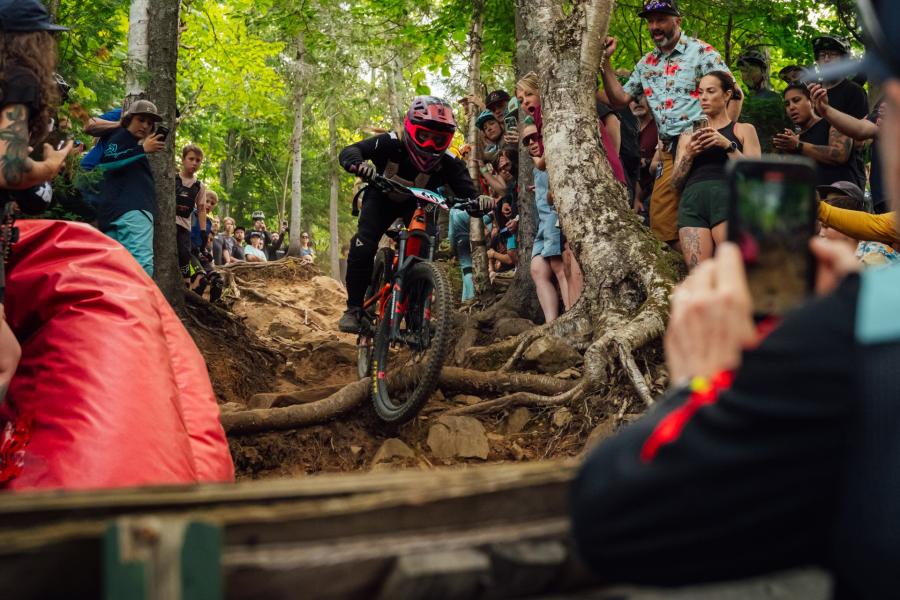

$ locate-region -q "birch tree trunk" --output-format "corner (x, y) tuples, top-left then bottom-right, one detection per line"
(465, 0), (490, 297)
(287, 32), (306, 258)
(125, 0), (183, 311)
(491, 0), (683, 405)
(386, 57), (404, 133)
(328, 112), (341, 279)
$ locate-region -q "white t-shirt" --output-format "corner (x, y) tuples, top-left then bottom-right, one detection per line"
(244, 245), (268, 261)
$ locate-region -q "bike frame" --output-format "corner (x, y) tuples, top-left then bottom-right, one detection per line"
(361, 201), (437, 343)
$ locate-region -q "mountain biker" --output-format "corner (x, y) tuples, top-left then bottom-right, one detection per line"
(337, 96), (490, 333)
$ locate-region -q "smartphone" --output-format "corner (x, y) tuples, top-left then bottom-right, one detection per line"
(726, 156), (818, 318)
(156, 124), (170, 140)
(692, 116), (710, 133)
(811, 62), (825, 85)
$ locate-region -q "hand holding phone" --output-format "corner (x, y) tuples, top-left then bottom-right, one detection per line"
(726, 156), (818, 318)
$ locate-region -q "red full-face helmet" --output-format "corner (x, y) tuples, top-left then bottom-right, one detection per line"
(403, 96), (457, 172)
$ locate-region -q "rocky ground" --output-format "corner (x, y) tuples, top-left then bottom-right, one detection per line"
(187, 259), (656, 480)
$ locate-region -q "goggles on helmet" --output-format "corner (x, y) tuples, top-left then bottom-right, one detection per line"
(405, 120), (453, 152)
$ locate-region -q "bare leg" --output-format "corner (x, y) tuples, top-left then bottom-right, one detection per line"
(711, 221), (728, 253)
(548, 256), (570, 310)
(678, 227), (714, 270)
(530, 255), (559, 323)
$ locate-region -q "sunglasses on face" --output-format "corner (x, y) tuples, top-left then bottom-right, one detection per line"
(522, 133), (542, 146)
(487, 101), (505, 112)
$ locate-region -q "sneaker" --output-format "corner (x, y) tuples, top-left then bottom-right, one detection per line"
(338, 308), (363, 333)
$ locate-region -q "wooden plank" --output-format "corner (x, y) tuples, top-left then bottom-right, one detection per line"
(0, 460), (576, 526)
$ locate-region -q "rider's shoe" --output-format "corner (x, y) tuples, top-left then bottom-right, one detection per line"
(338, 307), (363, 333)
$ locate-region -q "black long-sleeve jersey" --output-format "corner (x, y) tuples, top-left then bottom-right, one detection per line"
(339, 132), (478, 204)
(572, 265), (900, 599)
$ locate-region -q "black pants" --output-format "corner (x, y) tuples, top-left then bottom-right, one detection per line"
(345, 191), (416, 308)
(177, 226), (192, 277)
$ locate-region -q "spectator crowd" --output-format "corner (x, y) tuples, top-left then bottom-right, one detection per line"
(447, 0), (897, 318)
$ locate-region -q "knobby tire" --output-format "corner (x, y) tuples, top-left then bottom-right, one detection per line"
(370, 261), (451, 424)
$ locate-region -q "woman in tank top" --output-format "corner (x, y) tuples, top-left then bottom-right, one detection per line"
(672, 71), (761, 268)
(773, 83), (860, 188)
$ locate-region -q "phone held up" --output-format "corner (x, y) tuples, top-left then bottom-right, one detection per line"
(692, 116), (710, 133)
(726, 156), (818, 319)
(155, 124), (170, 141)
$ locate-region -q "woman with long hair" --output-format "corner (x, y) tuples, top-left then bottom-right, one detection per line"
(0, 3), (72, 189)
(672, 71), (761, 268)
(300, 231), (316, 263)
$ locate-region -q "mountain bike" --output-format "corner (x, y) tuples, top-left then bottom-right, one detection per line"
(355, 175), (480, 424)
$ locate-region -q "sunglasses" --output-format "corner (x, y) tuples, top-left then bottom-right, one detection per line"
(487, 101), (505, 112)
(522, 133), (542, 146)
(301, 235), (309, 239)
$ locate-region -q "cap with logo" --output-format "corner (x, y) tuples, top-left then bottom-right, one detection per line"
(485, 90), (511, 109)
(124, 100), (163, 122)
(638, 0), (681, 18)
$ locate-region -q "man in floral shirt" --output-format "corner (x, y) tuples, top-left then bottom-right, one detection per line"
(600, 0), (741, 246)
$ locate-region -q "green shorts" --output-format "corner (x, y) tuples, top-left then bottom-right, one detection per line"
(677, 179), (729, 230)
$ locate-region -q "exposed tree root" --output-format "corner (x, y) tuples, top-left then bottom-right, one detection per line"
(498, 304), (592, 372)
(221, 378), (370, 435)
(439, 366), (574, 396)
(462, 336), (522, 370)
(444, 381), (586, 416)
(617, 343), (655, 406)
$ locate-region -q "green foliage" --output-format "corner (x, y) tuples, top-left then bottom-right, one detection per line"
(50, 0), (863, 250)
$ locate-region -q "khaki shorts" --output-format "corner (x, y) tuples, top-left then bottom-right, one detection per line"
(650, 150), (680, 244)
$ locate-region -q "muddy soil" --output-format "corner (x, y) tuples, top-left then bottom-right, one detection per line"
(188, 259), (654, 481)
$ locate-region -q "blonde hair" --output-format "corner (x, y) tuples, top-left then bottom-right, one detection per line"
(516, 72), (540, 96)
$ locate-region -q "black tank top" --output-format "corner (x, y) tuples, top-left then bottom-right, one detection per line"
(175, 176), (201, 218)
(685, 122), (743, 188)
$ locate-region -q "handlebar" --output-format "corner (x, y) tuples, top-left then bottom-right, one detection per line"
(357, 171), (485, 215)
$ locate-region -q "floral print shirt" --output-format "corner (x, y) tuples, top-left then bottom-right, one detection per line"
(624, 34), (733, 140)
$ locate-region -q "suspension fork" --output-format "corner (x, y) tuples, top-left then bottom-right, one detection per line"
(387, 230), (409, 341)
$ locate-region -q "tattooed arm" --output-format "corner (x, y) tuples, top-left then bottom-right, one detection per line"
(0, 103), (72, 189)
(671, 132), (696, 193)
(800, 126), (853, 166)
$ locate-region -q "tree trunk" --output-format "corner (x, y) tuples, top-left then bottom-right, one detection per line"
(125, 0), (150, 101)
(328, 112), (341, 279)
(386, 58), (404, 133)
(220, 129), (237, 218)
(466, 0), (490, 297)
(47, 0), (62, 20)
(516, 0), (682, 398)
(125, 0), (183, 311)
(494, 2), (541, 321)
(287, 32), (306, 258)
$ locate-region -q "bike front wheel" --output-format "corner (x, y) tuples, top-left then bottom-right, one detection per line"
(370, 261), (451, 424)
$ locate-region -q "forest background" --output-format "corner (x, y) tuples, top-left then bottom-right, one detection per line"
(49, 0), (864, 277)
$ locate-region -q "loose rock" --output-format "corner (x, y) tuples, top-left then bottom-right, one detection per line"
(504, 407), (531, 435)
(372, 438), (415, 464)
(551, 407), (572, 429)
(493, 317), (536, 339)
(427, 416), (489, 460)
(451, 394), (482, 406)
(554, 367), (581, 380)
(521, 337), (581, 374)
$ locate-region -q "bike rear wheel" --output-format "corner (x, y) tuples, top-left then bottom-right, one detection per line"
(371, 261), (451, 424)
(357, 247), (394, 380)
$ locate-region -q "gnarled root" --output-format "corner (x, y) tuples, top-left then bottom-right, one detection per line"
(222, 378), (370, 435)
(444, 380), (586, 416)
(499, 303), (592, 372)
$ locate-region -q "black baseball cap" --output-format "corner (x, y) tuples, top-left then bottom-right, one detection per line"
(816, 181), (865, 205)
(806, 0), (899, 84)
(638, 0), (681, 18)
(0, 0), (69, 32)
(485, 90), (510, 108)
(249, 231), (263, 239)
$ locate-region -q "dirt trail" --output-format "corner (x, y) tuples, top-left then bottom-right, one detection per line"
(191, 259), (632, 481)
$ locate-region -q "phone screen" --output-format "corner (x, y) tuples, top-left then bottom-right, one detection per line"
(727, 157), (817, 317)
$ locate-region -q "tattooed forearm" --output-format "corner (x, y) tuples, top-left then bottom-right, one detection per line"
(803, 127), (852, 165)
(672, 156), (693, 192)
(0, 105), (32, 187)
